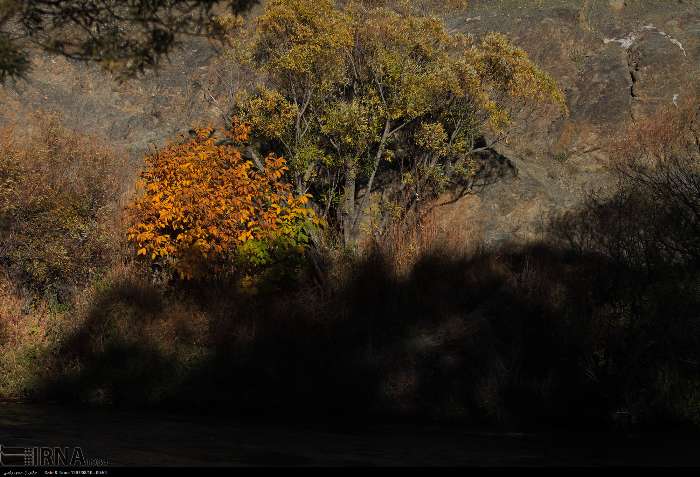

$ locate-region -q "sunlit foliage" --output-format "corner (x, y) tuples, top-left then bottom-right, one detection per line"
(224, 0), (566, 244)
(127, 128), (317, 280)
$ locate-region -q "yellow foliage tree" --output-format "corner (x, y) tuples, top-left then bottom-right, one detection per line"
(224, 0), (567, 244)
(127, 128), (317, 280)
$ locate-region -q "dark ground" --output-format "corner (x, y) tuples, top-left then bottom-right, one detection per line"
(0, 403), (698, 466)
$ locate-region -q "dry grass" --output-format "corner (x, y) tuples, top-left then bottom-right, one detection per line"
(0, 273), (58, 398)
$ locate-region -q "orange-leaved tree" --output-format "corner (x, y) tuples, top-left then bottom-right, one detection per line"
(127, 128), (317, 280)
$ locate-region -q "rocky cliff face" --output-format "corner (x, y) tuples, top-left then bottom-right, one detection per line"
(440, 0), (700, 245)
(1, 0), (698, 246)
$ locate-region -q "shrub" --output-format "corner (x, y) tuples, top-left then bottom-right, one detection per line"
(126, 127), (318, 280)
(0, 113), (127, 300)
(554, 103), (700, 272)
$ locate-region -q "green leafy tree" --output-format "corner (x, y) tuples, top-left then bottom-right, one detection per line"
(228, 0), (566, 245)
(0, 0), (257, 81)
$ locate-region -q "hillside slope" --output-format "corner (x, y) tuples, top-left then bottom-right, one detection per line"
(1, 0), (698, 244)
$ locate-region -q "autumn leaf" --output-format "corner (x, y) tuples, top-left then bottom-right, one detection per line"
(126, 127), (318, 279)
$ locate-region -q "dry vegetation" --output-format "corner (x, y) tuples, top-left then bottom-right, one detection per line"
(0, 113), (132, 299)
(0, 104), (697, 430)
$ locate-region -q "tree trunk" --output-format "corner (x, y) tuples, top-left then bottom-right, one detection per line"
(341, 159), (357, 247)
